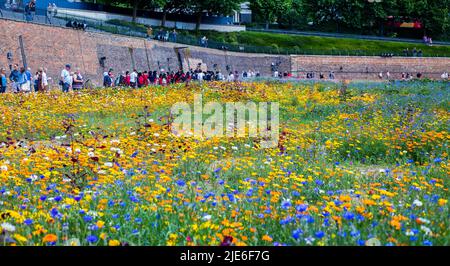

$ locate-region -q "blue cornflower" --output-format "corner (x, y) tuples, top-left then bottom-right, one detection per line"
(305, 215), (315, 224)
(434, 158), (442, 163)
(296, 204), (308, 212)
(86, 235), (98, 243)
(423, 240), (432, 246)
(281, 199), (292, 210)
(350, 231), (360, 237)
(176, 179), (186, 187)
(343, 212), (355, 221)
(315, 231), (325, 239)
(24, 219), (33, 225)
(292, 191), (300, 197)
(83, 215), (93, 222)
(292, 229), (303, 240)
(50, 208), (59, 217)
(227, 193), (235, 202)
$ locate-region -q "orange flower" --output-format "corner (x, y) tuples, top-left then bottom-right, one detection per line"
(42, 234), (58, 243)
(96, 220), (105, 228)
(262, 235), (273, 242)
(390, 219), (401, 230)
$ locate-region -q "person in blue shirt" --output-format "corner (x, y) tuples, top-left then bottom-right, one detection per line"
(17, 67), (29, 92)
(0, 68), (7, 93)
(60, 64), (72, 92)
(9, 64), (20, 92)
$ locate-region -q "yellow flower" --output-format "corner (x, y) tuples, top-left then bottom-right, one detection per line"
(438, 199), (447, 206)
(13, 234), (28, 243)
(108, 239), (121, 246)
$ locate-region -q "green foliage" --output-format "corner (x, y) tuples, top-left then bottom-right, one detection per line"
(250, 0), (292, 28)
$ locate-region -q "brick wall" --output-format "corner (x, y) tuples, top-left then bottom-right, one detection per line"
(291, 55), (450, 80)
(0, 19), (289, 85)
(0, 19), (448, 86)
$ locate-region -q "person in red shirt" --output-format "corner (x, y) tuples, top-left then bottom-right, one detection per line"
(143, 71), (149, 86)
(138, 72), (144, 88)
(125, 71), (131, 87)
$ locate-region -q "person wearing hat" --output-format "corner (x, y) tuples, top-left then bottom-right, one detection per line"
(60, 64), (71, 92)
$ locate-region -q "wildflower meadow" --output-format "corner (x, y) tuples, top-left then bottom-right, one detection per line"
(0, 80), (448, 246)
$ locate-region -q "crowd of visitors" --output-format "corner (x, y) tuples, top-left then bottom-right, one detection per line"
(0, 62), (448, 94)
(3, 0), (58, 22)
(402, 47), (423, 57)
(101, 67), (261, 88)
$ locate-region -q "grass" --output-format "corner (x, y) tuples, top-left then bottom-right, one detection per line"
(105, 19), (450, 57)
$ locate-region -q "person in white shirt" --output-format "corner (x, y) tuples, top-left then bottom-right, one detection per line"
(197, 71), (205, 82)
(378, 72), (383, 79)
(227, 72), (234, 82)
(68, 72), (74, 89)
(130, 69), (138, 88)
(41, 68), (48, 91)
(60, 64), (71, 92)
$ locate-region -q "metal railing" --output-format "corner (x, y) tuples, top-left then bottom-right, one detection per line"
(1, 5), (449, 57)
(247, 27), (450, 46)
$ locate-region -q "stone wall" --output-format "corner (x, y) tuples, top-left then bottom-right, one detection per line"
(291, 55), (450, 80)
(0, 19), (448, 87)
(0, 19), (288, 86)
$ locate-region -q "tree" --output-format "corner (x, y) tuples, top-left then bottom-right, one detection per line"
(277, 0), (306, 29)
(395, 0), (449, 39)
(104, 0), (159, 22)
(183, 0), (243, 31)
(303, 0), (449, 39)
(250, 0), (292, 29)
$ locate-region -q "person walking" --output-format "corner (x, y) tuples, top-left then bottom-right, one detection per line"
(33, 71), (41, 92)
(9, 64), (20, 92)
(25, 67), (32, 92)
(125, 71), (131, 87)
(60, 64), (72, 92)
(41, 68), (49, 91)
(18, 67), (29, 92)
(172, 29), (177, 42)
(0, 68), (7, 93)
(130, 69), (138, 88)
(147, 26), (153, 39)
